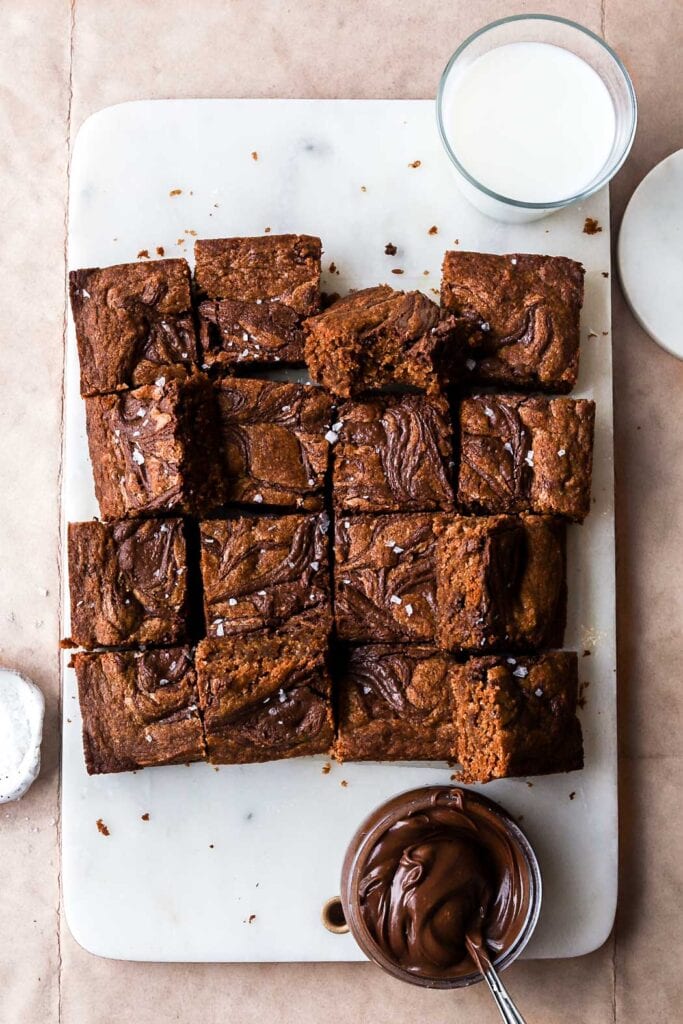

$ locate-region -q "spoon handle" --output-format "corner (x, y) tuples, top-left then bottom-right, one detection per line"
(465, 936), (527, 1024)
(477, 960), (527, 1024)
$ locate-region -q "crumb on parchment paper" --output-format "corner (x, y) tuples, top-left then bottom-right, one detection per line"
(408, 160), (421, 168)
(96, 819), (110, 836)
(169, 188), (182, 196)
(384, 242), (397, 255)
(137, 249), (150, 260)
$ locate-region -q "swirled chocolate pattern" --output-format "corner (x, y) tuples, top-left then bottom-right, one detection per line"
(215, 378), (333, 510)
(334, 514), (439, 642)
(85, 375), (226, 519)
(333, 394), (454, 513)
(356, 788), (529, 979)
(200, 513), (330, 636)
(457, 394), (595, 522)
(441, 251), (584, 392)
(73, 647), (205, 775)
(198, 297), (305, 368)
(196, 626), (333, 764)
(69, 259), (198, 397)
(68, 518), (188, 648)
(334, 645), (458, 762)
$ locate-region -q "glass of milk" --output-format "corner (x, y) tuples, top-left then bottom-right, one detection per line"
(437, 15), (637, 222)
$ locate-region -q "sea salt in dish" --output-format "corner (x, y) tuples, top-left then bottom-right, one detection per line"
(437, 15), (637, 221)
(0, 669), (45, 803)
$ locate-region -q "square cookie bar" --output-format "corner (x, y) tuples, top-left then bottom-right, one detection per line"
(304, 285), (462, 397)
(195, 234), (322, 315)
(195, 234), (321, 367)
(441, 252), (584, 392)
(73, 647), (205, 775)
(69, 259), (198, 396)
(334, 514), (438, 643)
(452, 652), (584, 783)
(85, 374), (226, 519)
(435, 514), (566, 653)
(215, 378), (333, 510)
(196, 625), (334, 764)
(67, 518), (188, 649)
(200, 513), (330, 637)
(333, 393), (455, 514)
(457, 394), (595, 522)
(333, 644), (458, 762)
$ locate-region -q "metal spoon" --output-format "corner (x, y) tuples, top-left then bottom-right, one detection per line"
(466, 933), (527, 1024)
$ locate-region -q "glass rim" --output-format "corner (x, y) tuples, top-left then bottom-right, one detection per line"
(436, 13), (638, 210)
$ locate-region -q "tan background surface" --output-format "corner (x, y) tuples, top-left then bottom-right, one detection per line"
(0, 1), (681, 1021)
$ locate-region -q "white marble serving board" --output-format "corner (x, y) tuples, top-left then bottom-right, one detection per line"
(62, 99), (616, 963)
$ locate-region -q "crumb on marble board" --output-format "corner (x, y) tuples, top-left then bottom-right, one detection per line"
(428, 225), (438, 235)
(569, 792), (576, 801)
(169, 188), (182, 196)
(583, 217), (602, 234)
(384, 242), (397, 255)
(321, 763), (331, 775)
(141, 812), (150, 822)
(136, 249), (150, 259)
(96, 819), (110, 836)
(340, 779), (348, 788)
(408, 159), (421, 168)
(391, 268), (404, 275)
(155, 246), (165, 256)
(251, 151), (258, 161)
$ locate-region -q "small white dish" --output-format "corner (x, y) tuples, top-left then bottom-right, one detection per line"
(0, 668), (45, 803)
(618, 149), (683, 358)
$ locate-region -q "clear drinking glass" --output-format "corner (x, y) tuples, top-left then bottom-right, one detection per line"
(436, 15), (637, 223)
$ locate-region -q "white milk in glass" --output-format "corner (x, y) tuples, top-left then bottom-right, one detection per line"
(440, 42), (616, 220)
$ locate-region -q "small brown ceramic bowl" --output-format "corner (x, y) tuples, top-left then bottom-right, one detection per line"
(340, 785), (542, 989)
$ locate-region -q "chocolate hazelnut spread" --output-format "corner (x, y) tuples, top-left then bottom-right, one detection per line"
(342, 787), (540, 987)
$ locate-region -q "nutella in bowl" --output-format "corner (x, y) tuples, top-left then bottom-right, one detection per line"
(341, 786), (541, 988)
